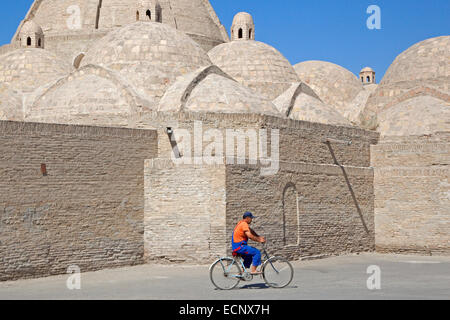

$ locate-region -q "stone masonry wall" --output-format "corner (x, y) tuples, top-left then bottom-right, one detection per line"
(225, 162), (375, 261)
(0, 121), (157, 281)
(372, 134), (450, 255)
(144, 159), (227, 263)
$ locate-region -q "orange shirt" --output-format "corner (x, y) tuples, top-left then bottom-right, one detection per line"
(233, 220), (250, 243)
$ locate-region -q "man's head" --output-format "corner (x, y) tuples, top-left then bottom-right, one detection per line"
(243, 211), (255, 224)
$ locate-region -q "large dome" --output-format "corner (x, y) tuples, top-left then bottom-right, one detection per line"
(377, 96), (449, 137)
(0, 48), (72, 93)
(81, 22), (212, 108)
(159, 66), (280, 116)
(208, 40), (300, 100)
(362, 36), (450, 129)
(27, 65), (148, 127)
(0, 83), (23, 121)
(12, 0), (228, 52)
(293, 60), (364, 118)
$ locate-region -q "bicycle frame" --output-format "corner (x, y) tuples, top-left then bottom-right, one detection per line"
(217, 244), (280, 278)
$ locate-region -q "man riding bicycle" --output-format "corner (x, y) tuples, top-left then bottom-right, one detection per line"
(231, 211), (266, 275)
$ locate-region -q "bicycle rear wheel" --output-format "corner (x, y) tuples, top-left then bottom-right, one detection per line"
(209, 257), (242, 290)
(262, 257), (294, 288)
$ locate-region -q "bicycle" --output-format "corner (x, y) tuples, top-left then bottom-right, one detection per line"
(209, 242), (294, 290)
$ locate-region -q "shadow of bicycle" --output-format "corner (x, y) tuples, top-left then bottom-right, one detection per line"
(239, 282), (298, 290)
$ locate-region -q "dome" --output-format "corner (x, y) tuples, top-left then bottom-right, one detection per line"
(232, 12), (254, 26)
(81, 22), (212, 108)
(362, 36), (450, 129)
(377, 96), (450, 137)
(208, 40), (300, 100)
(20, 20), (43, 35)
(15, 0), (228, 52)
(273, 82), (351, 126)
(0, 48), (72, 93)
(360, 67), (374, 73)
(159, 66), (280, 116)
(0, 83), (23, 121)
(294, 60), (364, 117)
(231, 12), (255, 41)
(27, 65), (147, 127)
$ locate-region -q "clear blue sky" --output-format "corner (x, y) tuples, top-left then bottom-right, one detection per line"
(1, 0), (449, 81)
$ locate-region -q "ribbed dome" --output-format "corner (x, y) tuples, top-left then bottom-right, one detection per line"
(294, 61), (363, 117)
(0, 48), (72, 93)
(208, 40), (300, 100)
(159, 66), (280, 116)
(273, 82), (351, 126)
(362, 36), (450, 129)
(0, 83), (23, 121)
(16, 0), (228, 52)
(82, 22), (212, 107)
(27, 65), (148, 127)
(377, 96), (450, 137)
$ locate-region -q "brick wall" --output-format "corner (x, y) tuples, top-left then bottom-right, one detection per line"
(372, 134), (450, 255)
(0, 121), (157, 281)
(133, 111), (379, 168)
(144, 160), (375, 263)
(225, 162), (375, 261)
(144, 159), (227, 263)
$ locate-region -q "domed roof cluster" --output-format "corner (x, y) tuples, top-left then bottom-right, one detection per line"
(362, 36), (450, 130)
(1, 7), (447, 137)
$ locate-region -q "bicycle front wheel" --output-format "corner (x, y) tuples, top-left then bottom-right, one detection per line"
(209, 258), (242, 290)
(262, 257), (294, 288)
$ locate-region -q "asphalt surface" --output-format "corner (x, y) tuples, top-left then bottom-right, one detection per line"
(0, 253), (449, 300)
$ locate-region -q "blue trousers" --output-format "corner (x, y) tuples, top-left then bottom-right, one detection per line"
(235, 245), (262, 269)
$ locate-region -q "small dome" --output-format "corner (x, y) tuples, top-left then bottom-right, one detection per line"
(232, 12), (254, 26)
(208, 41), (300, 100)
(82, 22), (212, 108)
(360, 67), (374, 73)
(294, 60), (363, 117)
(0, 48), (72, 93)
(362, 36), (450, 129)
(273, 82), (351, 126)
(159, 66), (280, 116)
(20, 20), (43, 35)
(27, 65), (147, 127)
(0, 83), (23, 121)
(231, 12), (255, 41)
(377, 96), (450, 137)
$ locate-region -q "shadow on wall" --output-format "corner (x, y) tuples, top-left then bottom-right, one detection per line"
(325, 141), (370, 235)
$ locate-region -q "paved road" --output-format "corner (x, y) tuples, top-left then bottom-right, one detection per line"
(0, 253), (449, 300)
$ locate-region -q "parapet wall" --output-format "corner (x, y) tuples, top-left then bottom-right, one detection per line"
(132, 111), (379, 168)
(0, 121), (157, 281)
(372, 133), (450, 255)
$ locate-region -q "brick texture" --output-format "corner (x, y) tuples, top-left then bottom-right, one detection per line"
(0, 121), (157, 281)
